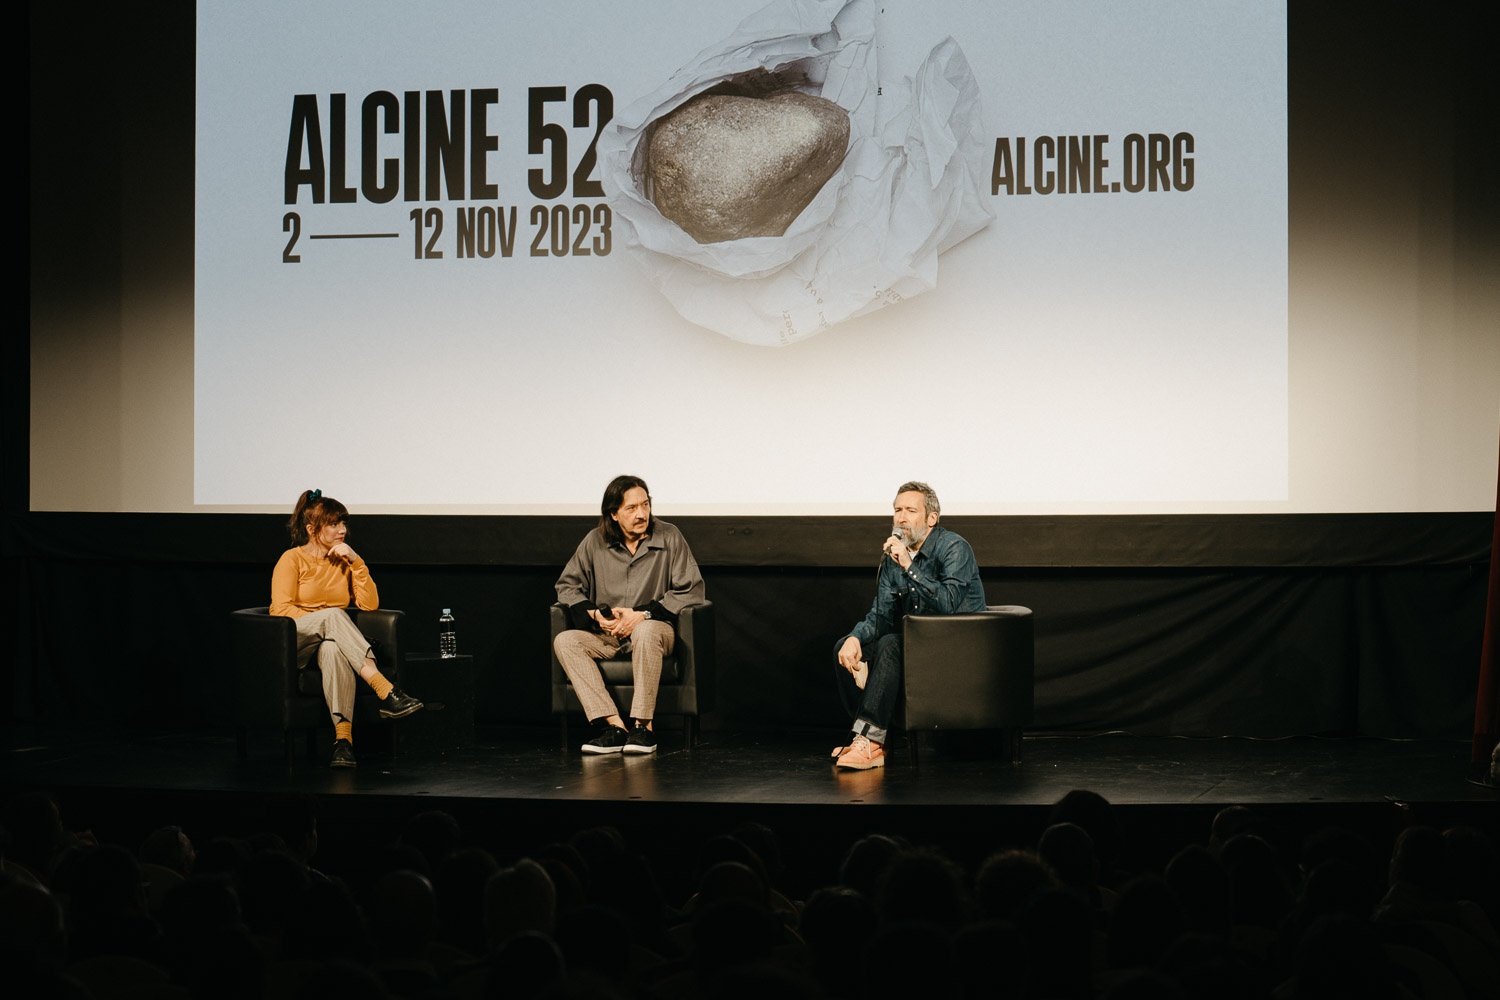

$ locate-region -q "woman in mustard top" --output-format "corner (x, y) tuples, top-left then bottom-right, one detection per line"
(271, 490), (422, 767)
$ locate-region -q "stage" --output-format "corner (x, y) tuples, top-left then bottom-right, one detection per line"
(4, 725), (1495, 900)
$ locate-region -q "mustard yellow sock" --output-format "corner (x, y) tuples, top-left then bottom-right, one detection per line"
(367, 672), (394, 700)
(335, 721), (353, 744)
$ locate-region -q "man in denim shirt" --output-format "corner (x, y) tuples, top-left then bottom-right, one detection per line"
(832, 482), (986, 769)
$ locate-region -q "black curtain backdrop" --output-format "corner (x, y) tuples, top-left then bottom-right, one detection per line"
(1474, 436), (1500, 773)
(5, 513), (1489, 739)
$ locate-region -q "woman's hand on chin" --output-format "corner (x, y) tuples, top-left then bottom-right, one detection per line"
(327, 542), (359, 564)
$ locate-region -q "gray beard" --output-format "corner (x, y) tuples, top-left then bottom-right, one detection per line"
(897, 525), (929, 548)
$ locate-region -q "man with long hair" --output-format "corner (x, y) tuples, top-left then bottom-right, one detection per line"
(554, 475), (706, 754)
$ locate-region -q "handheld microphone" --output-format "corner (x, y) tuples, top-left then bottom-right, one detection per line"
(884, 527), (907, 563)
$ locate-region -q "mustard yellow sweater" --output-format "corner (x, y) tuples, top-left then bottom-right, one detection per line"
(270, 546), (379, 618)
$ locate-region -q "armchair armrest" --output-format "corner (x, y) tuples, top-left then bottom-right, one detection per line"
(230, 607), (298, 729)
(674, 602), (716, 712)
(348, 608), (405, 681)
(549, 604), (569, 691)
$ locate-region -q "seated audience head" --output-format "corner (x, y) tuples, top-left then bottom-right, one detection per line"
(1038, 821), (1102, 905)
(568, 824), (626, 879)
(861, 920), (955, 998)
(1016, 886), (1096, 998)
(0, 870), (66, 965)
(398, 809), (462, 873)
(730, 821), (786, 889)
(554, 902), (632, 981)
(800, 885), (876, 969)
(953, 919), (1027, 1000)
(159, 880), (265, 1000)
(237, 849), (310, 944)
(485, 929), (565, 1000)
(1048, 789), (1124, 878)
(1220, 833), (1295, 929)
(537, 855), (586, 915)
(1209, 805), (1263, 853)
(1299, 825), (1380, 905)
(975, 848), (1061, 923)
(697, 860), (767, 910)
(1297, 857), (1377, 925)
(1387, 824), (1450, 896)
(140, 825), (195, 878)
(434, 846), (499, 957)
(288, 877), (365, 963)
(694, 834), (768, 895)
(1158, 932), (1261, 1000)
(689, 897), (783, 978)
(1163, 843), (1230, 934)
(264, 795), (319, 866)
(160, 875), (242, 944)
(193, 836), (252, 880)
(70, 843), (147, 919)
(485, 858), (556, 951)
(837, 833), (904, 896)
(1443, 824), (1499, 922)
(0, 792), (67, 881)
(1287, 912), (1404, 999)
(367, 868), (438, 959)
(875, 847), (970, 931)
(1107, 874), (1185, 971)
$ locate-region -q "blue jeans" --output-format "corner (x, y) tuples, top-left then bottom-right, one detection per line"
(834, 632), (902, 745)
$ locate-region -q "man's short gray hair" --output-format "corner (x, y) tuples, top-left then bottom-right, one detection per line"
(896, 481), (940, 519)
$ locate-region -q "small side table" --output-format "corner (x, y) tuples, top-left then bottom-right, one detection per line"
(400, 654), (476, 752)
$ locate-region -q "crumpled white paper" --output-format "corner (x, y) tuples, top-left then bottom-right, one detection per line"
(600, 0), (994, 347)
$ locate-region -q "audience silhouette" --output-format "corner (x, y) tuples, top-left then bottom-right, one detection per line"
(2, 787), (1495, 999)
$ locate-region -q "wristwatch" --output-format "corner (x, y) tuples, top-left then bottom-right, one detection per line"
(641, 610), (652, 620)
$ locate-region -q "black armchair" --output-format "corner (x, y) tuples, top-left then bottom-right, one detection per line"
(903, 604), (1034, 764)
(230, 606), (406, 764)
(550, 601), (715, 750)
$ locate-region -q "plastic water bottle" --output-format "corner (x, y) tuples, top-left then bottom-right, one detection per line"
(438, 609), (457, 658)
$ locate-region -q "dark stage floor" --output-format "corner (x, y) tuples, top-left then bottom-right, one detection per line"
(5, 726), (1495, 892)
(4, 726), (1494, 811)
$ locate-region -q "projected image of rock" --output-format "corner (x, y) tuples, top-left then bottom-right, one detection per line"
(600, 0), (996, 346)
(646, 90), (850, 244)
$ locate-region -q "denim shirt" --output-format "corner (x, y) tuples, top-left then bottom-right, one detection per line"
(844, 525), (987, 646)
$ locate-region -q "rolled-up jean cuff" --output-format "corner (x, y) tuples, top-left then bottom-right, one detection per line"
(853, 719), (888, 745)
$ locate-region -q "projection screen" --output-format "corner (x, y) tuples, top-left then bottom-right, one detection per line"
(191, 0), (1289, 513)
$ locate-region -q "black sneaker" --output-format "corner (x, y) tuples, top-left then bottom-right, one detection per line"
(379, 687), (424, 719)
(581, 724), (630, 755)
(623, 722), (658, 755)
(331, 738), (357, 768)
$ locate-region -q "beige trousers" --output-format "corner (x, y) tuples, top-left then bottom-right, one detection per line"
(554, 620), (675, 723)
(294, 607), (373, 726)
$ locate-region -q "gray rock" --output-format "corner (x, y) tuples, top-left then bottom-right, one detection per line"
(646, 90), (850, 244)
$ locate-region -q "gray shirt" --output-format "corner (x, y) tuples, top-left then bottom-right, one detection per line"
(555, 519), (706, 622)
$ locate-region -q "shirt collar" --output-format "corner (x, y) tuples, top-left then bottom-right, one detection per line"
(911, 525), (944, 559)
(612, 529), (661, 553)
